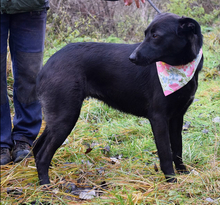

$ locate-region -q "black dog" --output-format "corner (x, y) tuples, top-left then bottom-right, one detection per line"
(34, 13), (203, 185)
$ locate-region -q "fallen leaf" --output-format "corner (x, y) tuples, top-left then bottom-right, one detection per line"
(154, 163), (158, 172)
(183, 121), (191, 131)
(52, 188), (59, 194)
(79, 189), (96, 200)
(202, 129), (209, 134)
(71, 188), (96, 200)
(85, 147), (93, 154)
(212, 116), (220, 123)
(193, 98), (199, 102)
(62, 138), (69, 145)
(205, 197), (214, 202)
(101, 145), (110, 155)
(62, 181), (77, 193)
(7, 188), (23, 196)
(96, 167), (105, 175)
(110, 157), (120, 164)
(191, 169), (199, 176)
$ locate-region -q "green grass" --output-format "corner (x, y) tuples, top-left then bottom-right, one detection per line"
(2, 34), (220, 204)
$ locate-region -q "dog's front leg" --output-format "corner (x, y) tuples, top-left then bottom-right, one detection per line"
(169, 116), (189, 174)
(149, 116), (176, 182)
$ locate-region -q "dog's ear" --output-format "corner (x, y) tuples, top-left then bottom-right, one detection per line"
(178, 17), (201, 36)
(177, 17), (203, 57)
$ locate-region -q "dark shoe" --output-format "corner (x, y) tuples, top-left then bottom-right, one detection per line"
(12, 141), (32, 163)
(0, 147), (12, 165)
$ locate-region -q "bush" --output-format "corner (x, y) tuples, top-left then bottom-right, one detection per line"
(46, 0), (163, 43)
(166, 0), (220, 25)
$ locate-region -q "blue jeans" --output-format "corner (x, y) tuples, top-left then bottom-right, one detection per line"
(0, 10), (47, 149)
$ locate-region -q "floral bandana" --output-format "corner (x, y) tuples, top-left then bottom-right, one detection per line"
(156, 49), (203, 96)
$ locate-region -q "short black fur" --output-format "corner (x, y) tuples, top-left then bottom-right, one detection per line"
(34, 13), (203, 185)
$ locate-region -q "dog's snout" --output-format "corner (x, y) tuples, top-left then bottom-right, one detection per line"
(129, 44), (142, 64)
(129, 52), (138, 63)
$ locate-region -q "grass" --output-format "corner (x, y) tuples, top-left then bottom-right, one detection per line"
(1, 35), (220, 204)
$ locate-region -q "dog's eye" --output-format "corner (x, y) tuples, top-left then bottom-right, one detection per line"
(152, 34), (158, 39)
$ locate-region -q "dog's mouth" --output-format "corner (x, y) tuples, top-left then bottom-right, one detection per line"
(129, 54), (154, 66)
(129, 47), (158, 66)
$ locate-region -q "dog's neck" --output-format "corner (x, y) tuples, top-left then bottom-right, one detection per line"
(156, 48), (203, 96)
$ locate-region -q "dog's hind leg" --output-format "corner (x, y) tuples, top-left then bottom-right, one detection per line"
(149, 115), (176, 182)
(169, 116), (189, 174)
(34, 99), (83, 185)
(34, 115), (81, 185)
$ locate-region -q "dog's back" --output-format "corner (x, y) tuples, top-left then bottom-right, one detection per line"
(37, 42), (160, 117)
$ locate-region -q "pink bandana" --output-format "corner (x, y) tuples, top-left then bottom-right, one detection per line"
(156, 49), (203, 96)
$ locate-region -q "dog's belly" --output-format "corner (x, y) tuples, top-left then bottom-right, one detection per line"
(88, 81), (196, 120)
(89, 89), (150, 118)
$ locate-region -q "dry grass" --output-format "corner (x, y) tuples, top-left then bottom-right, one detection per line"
(1, 76), (220, 204)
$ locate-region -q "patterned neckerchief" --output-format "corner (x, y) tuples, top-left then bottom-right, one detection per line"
(156, 49), (203, 96)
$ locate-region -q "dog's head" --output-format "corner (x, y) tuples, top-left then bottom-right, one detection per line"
(129, 13), (203, 66)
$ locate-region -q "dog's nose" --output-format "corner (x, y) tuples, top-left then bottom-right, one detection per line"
(129, 53), (137, 63)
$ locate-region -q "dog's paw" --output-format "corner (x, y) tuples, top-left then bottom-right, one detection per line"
(165, 176), (177, 183)
(177, 169), (190, 175)
(176, 165), (190, 174)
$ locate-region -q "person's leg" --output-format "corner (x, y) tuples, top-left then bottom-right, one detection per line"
(0, 14), (13, 165)
(9, 10), (47, 162)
